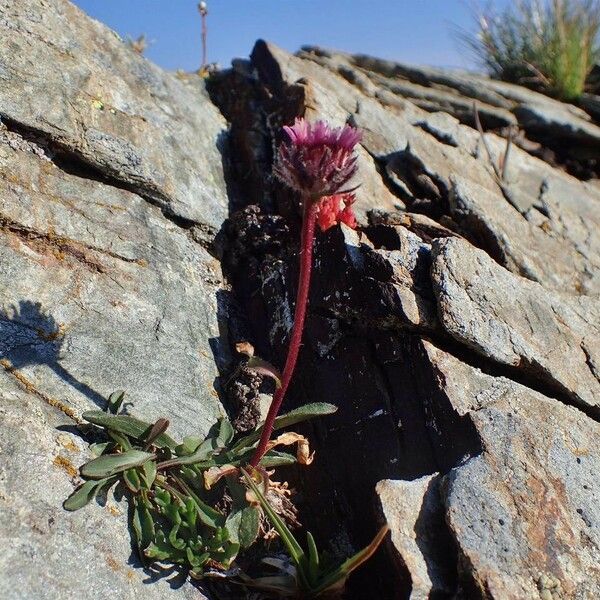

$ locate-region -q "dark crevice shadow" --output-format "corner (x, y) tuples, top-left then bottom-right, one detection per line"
(0, 300), (106, 408)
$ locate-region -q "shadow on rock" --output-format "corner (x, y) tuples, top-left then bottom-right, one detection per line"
(0, 300), (105, 408)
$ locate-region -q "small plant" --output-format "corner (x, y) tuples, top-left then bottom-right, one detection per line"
(249, 117), (362, 467)
(463, 0), (600, 101)
(65, 390), (336, 578)
(242, 469), (389, 598)
(125, 34), (149, 55)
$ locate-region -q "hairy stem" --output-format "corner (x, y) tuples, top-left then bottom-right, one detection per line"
(249, 199), (318, 467)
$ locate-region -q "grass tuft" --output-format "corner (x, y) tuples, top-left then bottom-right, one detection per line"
(462, 0), (600, 101)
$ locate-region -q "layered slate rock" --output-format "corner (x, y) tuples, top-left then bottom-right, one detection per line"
(432, 237), (600, 414)
(299, 46), (600, 178)
(0, 1), (229, 598)
(213, 40), (600, 599)
(0, 0), (228, 232)
(378, 341), (600, 598)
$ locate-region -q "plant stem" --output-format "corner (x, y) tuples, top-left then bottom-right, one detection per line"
(249, 199), (318, 467)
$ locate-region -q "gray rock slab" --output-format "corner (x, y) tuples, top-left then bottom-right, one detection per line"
(377, 476), (456, 599)
(416, 340), (600, 598)
(514, 102), (600, 144)
(0, 384), (206, 600)
(450, 174), (600, 295)
(443, 386), (600, 599)
(431, 237), (600, 413)
(0, 0), (229, 231)
(0, 126), (226, 436)
(0, 9), (228, 593)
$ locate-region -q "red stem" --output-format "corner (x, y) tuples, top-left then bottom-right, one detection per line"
(249, 200), (318, 467)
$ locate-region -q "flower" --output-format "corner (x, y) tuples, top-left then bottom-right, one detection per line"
(316, 193), (358, 232)
(273, 118), (362, 199)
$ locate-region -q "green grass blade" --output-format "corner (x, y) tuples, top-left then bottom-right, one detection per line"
(241, 469), (305, 562)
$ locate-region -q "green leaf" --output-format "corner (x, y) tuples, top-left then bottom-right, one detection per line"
(225, 505), (259, 547)
(238, 505), (260, 548)
(123, 467), (142, 492)
(106, 390), (125, 414)
(83, 411), (177, 449)
(63, 479), (104, 511)
(141, 460), (157, 489)
(108, 430), (132, 452)
(156, 447), (216, 470)
(232, 403), (337, 453)
(310, 525), (390, 596)
(173, 476), (224, 529)
(259, 450), (297, 468)
(306, 531), (320, 587)
(89, 442), (111, 457)
(132, 496), (155, 551)
(176, 436), (203, 455)
(217, 418), (234, 447)
(80, 450), (154, 479)
(168, 523), (186, 550)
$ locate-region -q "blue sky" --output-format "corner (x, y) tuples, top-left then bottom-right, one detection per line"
(73, 1), (510, 72)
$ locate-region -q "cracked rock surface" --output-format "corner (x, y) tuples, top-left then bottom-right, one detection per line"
(2, 1), (600, 599)
(0, 1), (228, 598)
(211, 40), (600, 599)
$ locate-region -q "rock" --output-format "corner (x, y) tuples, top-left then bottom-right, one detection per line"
(299, 46), (600, 177)
(423, 340), (600, 598)
(431, 237), (600, 413)
(450, 174), (600, 295)
(376, 476), (456, 599)
(0, 388), (203, 600)
(444, 393), (600, 598)
(0, 0), (229, 231)
(0, 1), (229, 598)
(514, 102), (600, 145)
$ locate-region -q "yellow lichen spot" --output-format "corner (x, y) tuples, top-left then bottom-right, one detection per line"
(91, 99), (105, 111)
(105, 555), (121, 572)
(572, 447), (590, 457)
(1, 358), (81, 423)
(56, 433), (79, 453)
(106, 504), (122, 517)
(53, 455), (78, 478)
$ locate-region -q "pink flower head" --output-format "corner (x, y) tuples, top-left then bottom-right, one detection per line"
(273, 118), (362, 199)
(316, 193), (358, 232)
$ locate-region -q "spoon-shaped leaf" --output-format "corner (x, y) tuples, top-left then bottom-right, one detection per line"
(81, 450), (154, 479)
(232, 403), (337, 453)
(63, 479), (104, 511)
(83, 411), (177, 449)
